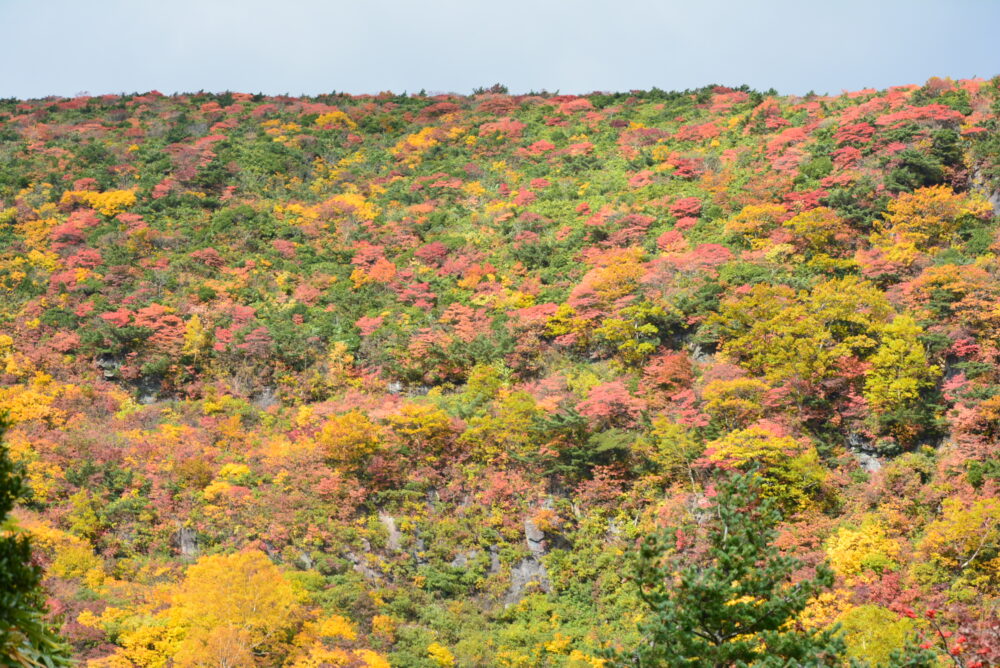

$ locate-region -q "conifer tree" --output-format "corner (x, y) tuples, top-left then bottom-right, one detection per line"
(618, 472), (846, 667)
(0, 417), (71, 667)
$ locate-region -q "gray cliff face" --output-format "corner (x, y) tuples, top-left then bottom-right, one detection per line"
(503, 558), (551, 607)
(379, 511), (402, 552)
(175, 525), (198, 557)
(846, 432), (882, 473)
(971, 167), (1000, 216)
(353, 509), (557, 608)
(502, 517), (552, 607)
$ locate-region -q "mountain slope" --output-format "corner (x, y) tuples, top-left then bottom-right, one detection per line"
(0, 79), (998, 665)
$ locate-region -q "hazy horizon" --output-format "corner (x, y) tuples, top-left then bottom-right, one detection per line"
(3, 0), (998, 100)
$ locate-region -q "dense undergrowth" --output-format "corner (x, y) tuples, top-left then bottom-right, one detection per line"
(0, 77), (999, 666)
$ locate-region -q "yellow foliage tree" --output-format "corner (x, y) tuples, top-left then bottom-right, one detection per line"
(863, 315), (939, 411)
(702, 377), (771, 431)
(825, 517), (901, 582)
(22, 518), (105, 589)
(917, 497), (1000, 591)
(782, 207), (850, 254)
(166, 550), (306, 665)
(545, 304), (591, 350)
(314, 110), (357, 130)
(592, 301), (674, 367)
(834, 605), (916, 666)
(637, 418), (703, 479)
(392, 127), (440, 167)
(724, 203), (787, 246)
(86, 616), (182, 668)
(60, 189), (138, 216)
(588, 249), (646, 306)
(705, 426), (826, 510)
(174, 626), (255, 668)
(181, 315), (213, 362)
(316, 411), (382, 465)
(66, 489), (103, 539)
(871, 185), (992, 265)
(712, 276), (892, 388)
(427, 642), (456, 667)
(386, 402), (453, 454)
(86, 553), (363, 667)
(460, 390), (541, 462)
(781, 207), (855, 271)
(863, 315), (942, 444)
(0, 372), (69, 426)
(284, 614), (390, 668)
(326, 191), (379, 223)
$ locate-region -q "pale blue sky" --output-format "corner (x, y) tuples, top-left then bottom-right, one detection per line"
(2, 0), (998, 99)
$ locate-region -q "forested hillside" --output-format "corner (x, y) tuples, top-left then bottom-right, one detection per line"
(1, 78), (998, 666)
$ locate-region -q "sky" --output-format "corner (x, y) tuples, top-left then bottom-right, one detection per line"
(2, 0), (998, 99)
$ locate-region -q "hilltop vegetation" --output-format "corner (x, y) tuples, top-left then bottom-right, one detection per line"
(0, 78), (999, 666)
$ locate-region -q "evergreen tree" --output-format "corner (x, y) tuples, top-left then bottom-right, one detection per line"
(0, 417), (71, 667)
(616, 472), (846, 667)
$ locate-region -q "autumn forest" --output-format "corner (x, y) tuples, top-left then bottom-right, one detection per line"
(0, 78), (999, 666)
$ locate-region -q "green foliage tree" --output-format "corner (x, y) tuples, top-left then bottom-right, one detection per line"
(614, 472), (846, 666)
(0, 418), (72, 667)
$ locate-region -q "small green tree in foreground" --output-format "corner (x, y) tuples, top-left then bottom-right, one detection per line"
(618, 472), (845, 666)
(616, 472), (937, 667)
(0, 418), (71, 667)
